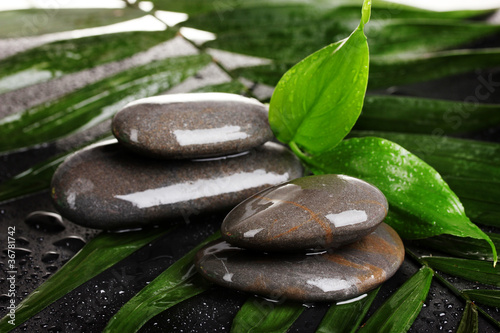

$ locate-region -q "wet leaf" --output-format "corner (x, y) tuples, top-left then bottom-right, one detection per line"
(0, 30), (176, 93)
(462, 289), (500, 308)
(356, 95), (500, 134)
(103, 231), (221, 333)
(349, 131), (500, 227)
(0, 8), (145, 38)
(0, 228), (170, 332)
(0, 54), (211, 153)
(268, 0), (370, 154)
(316, 288), (379, 333)
(457, 301), (478, 333)
(421, 257), (500, 286)
(231, 297), (304, 333)
(358, 267), (433, 333)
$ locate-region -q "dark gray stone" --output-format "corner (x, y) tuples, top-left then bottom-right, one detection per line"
(221, 174), (388, 251)
(196, 223), (404, 302)
(51, 140), (303, 229)
(112, 93), (274, 159)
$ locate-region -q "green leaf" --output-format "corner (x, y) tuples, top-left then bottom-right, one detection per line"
(316, 287), (379, 333)
(305, 137), (497, 262)
(231, 297), (304, 333)
(268, 0), (370, 154)
(413, 232), (500, 262)
(457, 301), (479, 333)
(0, 135), (113, 203)
(462, 289), (500, 308)
(0, 54), (211, 153)
(356, 95), (500, 134)
(369, 48), (500, 89)
(0, 30), (176, 94)
(192, 80), (249, 94)
(0, 8), (145, 38)
(421, 257), (500, 286)
(0, 227), (170, 332)
(103, 231), (221, 333)
(349, 131), (500, 227)
(359, 266), (433, 333)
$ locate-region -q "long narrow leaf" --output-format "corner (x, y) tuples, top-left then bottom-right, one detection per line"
(421, 257), (500, 286)
(231, 297), (304, 333)
(356, 95), (500, 134)
(103, 231), (221, 333)
(305, 137), (497, 262)
(350, 131), (500, 227)
(0, 54), (211, 153)
(358, 267), (433, 333)
(462, 289), (500, 308)
(0, 227), (171, 332)
(0, 30), (176, 93)
(457, 301), (479, 333)
(316, 288), (379, 333)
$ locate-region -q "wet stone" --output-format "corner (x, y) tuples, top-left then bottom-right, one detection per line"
(222, 174), (388, 251)
(112, 93), (274, 159)
(25, 211), (65, 232)
(196, 223), (404, 302)
(51, 140), (303, 229)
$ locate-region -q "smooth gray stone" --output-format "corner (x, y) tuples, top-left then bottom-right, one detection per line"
(196, 223), (404, 302)
(51, 140), (302, 229)
(221, 174), (388, 251)
(112, 93), (274, 159)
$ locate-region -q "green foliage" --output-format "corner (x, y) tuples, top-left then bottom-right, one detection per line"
(457, 301), (479, 333)
(421, 257), (500, 286)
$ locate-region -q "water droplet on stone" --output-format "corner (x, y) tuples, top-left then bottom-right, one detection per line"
(41, 251), (59, 263)
(3, 248), (32, 257)
(53, 236), (86, 252)
(25, 211), (65, 232)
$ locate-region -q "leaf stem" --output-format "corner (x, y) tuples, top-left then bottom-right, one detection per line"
(289, 141), (315, 166)
(406, 247), (500, 329)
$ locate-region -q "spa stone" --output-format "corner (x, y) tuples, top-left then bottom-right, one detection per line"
(196, 223), (404, 302)
(221, 174), (388, 251)
(51, 140), (302, 229)
(112, 93), (273, 159)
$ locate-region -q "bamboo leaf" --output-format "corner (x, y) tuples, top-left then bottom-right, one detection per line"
(462, 289), (500, 308)
(358, 267), (433, 333)
(356, 95), (500, 134)
(421, 257), (500, 286)
(0, 8), (145, 38)
(369, 48), (500, 89)
(103, 231), (221, 333)
(0, 227), (171, 332)
(457, 301), (478, 333)
(316, 288), (379, 333)
(304, 136), (497, 262)
(350, 131), (500, 227)
(0, 30), (176, 94)
(0, 54), (211, 153)
(231, 297), (304, 333)
(268, 0), (370, 154)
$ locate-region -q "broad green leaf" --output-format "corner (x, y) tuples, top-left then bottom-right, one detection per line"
(369, 48), (500, 89)
(356, 95), (500, 134)
(0, 135), (113, 203)
(0, 8), (145, 38)
(349, 131), (500, 227)
(0, 228), (170, 332)
(231, 297), (304, 333)
(457, 301), (479, 333)
(462, 289), (500, 308)
(0, 30), (176, 94)
(268, 0), (370, 154)
(413, 232), (500, 262)
(316, 288), (379, 333)
(103, 231), (221, 333)
(0, 54), (211, 153)
(192, 80), (249, 94)
(305, 137), (497, 262)
(421, 257), (500, 286)
(358, 266), (433, 333)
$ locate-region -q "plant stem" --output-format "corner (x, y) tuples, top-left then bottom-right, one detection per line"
(289, 141), (315, 166)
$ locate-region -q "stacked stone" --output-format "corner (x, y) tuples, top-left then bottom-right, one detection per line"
(195, 174), (405, 302)
(50, 93), (304, 229)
